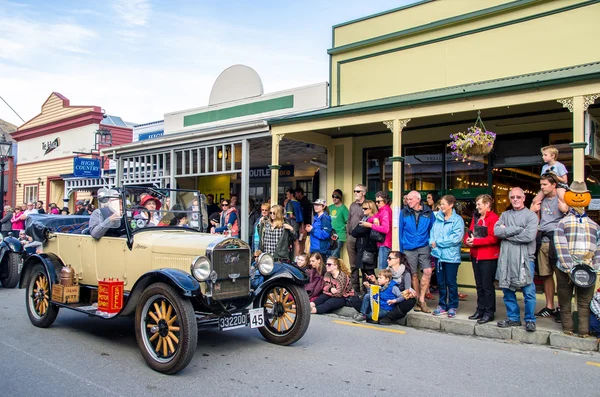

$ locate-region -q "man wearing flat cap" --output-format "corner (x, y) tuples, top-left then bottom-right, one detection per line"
(554, 181), (600, 337)
(89, 188), (125, 239)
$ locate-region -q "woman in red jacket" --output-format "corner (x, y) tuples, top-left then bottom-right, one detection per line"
(464, 194), (500, 324)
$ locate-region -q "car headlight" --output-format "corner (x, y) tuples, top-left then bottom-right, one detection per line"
(257, 253), (274, 276)
(191, 256), (211, 281)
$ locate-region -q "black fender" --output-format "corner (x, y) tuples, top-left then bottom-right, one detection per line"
(120, 268), (201, 316)
(253, 262), (309, 303)
(19, 252), (64, 289)
(0, 237), (23, 264)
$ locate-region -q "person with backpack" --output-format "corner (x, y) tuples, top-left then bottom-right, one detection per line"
(306, 198), (332, 262)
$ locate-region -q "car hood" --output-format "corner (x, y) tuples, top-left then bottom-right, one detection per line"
(133, 230), (225, 256)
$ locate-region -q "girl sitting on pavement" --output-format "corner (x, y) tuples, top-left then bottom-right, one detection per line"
(305, 253), (325, 302)
(310, 257), (354, 314)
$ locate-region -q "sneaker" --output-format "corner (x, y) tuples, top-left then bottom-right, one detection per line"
(497, 319), (522, 328)
(535, 307), (555, 318)
(525, 321), (536, 332)
(353, 313), (367, 323)
(432, 306), (447, 316)
(418, 301), (432, 313)
(379, 317), (392, 325)
(447, 308), (457, 318)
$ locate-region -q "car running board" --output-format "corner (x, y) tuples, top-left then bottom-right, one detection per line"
(50, 301), (121, 319)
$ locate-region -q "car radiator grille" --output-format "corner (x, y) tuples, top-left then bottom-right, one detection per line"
(211, 248), (250, 300)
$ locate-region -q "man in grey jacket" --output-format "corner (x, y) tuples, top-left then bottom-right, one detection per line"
(494, 187), (539, 332)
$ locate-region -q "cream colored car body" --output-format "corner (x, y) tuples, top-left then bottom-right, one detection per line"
(44, 229), (223, 292)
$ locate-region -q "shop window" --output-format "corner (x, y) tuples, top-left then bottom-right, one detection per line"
(296, 180), (314, 202)
(24, 185), (38, 203)
(404, 144), (444, 196)
(364, 147), (392, 199)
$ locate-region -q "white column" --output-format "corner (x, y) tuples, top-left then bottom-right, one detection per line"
(240, 139), (250, 242)
(270, 134), (282, 205)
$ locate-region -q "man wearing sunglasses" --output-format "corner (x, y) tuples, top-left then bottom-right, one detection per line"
(329, 189), (348, 259)
(346, 184), (367, 294)
(494, 187), (540, 332)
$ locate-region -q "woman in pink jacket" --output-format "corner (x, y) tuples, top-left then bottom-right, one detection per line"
(360, 191), (392, 270)
(11, 204), (26, 232)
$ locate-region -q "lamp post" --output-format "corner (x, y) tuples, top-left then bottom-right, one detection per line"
(0, 134), (13, 208)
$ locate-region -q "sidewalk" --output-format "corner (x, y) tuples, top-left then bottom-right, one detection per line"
(331, 287), (600, 353)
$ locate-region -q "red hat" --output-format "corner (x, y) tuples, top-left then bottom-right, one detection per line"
(140, 195), (161, 210)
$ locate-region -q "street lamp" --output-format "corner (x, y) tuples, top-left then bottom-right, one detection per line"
(0, 134), (13, 208)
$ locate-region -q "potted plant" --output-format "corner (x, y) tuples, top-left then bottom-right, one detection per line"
(448, 112), (496, 160)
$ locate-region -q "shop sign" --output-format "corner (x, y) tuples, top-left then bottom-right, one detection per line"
(585, 114), (600, 161)
(73, 158), (101, 178)
(447, 188), (488, 198)
(197, 175), (230, 203)
(249, 165), (294, 179)
(42, 138), (60, 155)
(138, 131), (164, 141)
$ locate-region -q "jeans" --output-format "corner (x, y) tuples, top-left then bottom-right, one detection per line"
(330, 241), (344, 259)
(472, 259), (498, 316)
(502, 261), (536, 323)
(436, 260), (460, 310)
(590, 315), (600, 338)
(378, 246), (391, 270)
(313, 294), (346, 314)
(359, 293), (388, 318)
(555, 266), (595, 334)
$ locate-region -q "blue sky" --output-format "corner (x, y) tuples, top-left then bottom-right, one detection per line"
(0, 0), (416, 127)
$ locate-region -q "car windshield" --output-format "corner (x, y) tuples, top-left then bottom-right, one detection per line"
(122, 187), (208, 233)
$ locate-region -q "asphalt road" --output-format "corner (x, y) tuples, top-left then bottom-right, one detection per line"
(0, 286), (598, 397)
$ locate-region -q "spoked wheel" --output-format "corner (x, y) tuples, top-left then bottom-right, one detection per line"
(259, 283), (310, 345)
(135, 283), (197, 374)
(26, 264), (59, 328)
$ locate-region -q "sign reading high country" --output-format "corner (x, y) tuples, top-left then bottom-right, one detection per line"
(42, 138), (60, 155)
(73, 158), (101, 178)
(249, 165), (294, 179)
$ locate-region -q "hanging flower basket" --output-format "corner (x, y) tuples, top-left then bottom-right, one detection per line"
(448, 112), (496, 160)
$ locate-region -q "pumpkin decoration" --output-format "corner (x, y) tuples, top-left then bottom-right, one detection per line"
(564, 181), (591, 208)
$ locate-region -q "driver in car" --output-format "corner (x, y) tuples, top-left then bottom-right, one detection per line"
(89, 188), (126, 239)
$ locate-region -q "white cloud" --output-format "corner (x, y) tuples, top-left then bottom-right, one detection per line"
(111, 0), (151, 26)
(0, 18), (96, 62)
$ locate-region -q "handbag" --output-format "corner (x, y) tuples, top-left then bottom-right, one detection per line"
(329, 232), (339, 250)
(369, 229), (385, 243)
(361, 250), (375, 265)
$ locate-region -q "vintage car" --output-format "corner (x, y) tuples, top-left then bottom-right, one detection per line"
(20, 187), (310, 374)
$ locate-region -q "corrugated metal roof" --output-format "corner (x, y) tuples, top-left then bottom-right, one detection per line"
(269, 62), (600, 124)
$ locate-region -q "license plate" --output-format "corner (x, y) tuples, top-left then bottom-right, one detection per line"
(218, 312), (247, 331)
(249, 308), (264, 329)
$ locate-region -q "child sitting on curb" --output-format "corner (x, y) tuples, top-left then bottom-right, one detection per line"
(353, 269), (402, 324)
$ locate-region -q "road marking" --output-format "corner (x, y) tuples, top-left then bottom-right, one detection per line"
(586, 361), (600, 367)
(332, 320), (407, 334)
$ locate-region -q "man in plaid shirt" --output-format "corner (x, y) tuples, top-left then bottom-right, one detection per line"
(554, 181), (600, 337)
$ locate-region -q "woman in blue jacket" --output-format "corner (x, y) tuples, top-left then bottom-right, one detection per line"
(429, 195), (464, 318)
(306, 198), (333, 261)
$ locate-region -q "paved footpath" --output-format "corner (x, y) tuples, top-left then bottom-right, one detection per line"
(333, 287), (600, 353)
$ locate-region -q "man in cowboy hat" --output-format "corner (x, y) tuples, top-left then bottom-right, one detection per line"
(89, 188), (125, 239)
(554, 181), (600, 337)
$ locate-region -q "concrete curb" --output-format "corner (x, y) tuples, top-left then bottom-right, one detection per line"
(331, 307), (599, 353)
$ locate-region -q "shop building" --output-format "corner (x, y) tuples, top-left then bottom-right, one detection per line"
(11, 92), (132, 210)
(268, 0), (600, 285)
(106, 65), (329, 241)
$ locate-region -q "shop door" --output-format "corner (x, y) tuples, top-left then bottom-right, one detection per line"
(49, 180), (65, 210)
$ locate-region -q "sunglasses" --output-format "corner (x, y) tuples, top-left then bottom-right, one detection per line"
(326, 263), (335, 266)
(353, 190), (363, 193)
(375, 200), (384, 203)
(387, 256), (397, 260)
(509, 196), (523, 200)
(362, 207), (369, 210)
(332, 195), (341, 199)
(270, 211), (276, 215)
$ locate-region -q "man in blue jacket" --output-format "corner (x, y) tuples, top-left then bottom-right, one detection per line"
(399, 190), (435, 313)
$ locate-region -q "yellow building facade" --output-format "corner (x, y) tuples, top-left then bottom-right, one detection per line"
(269, 0), (600, 286)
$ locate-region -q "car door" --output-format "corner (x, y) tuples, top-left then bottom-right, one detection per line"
(95, 236), (127, 284)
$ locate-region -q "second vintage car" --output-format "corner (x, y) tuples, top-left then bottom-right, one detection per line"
(20, 187), (310, 374)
